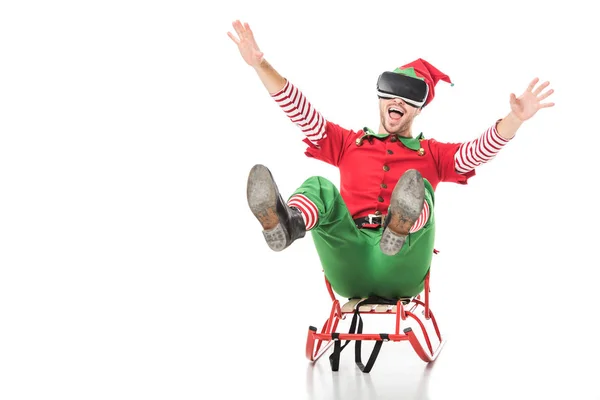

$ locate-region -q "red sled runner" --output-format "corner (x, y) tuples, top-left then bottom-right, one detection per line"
(305, 255), (444, 373)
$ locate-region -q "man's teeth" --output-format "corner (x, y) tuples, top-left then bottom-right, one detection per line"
(389, 107), (404, 116)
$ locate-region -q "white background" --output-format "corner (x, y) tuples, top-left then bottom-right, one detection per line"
(1, 1), (599, 399)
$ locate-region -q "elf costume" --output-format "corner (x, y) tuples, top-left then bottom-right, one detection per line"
(247, 58), (511, 300)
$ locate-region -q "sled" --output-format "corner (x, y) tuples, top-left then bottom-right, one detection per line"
(305, 252), (445, 373)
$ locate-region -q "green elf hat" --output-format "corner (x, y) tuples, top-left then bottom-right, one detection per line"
(394, 58), (453, 106)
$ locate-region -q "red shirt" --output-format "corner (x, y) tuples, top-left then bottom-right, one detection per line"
(303, 121), (476, 220)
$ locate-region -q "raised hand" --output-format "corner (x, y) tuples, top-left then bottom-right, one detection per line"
(510, 78), (555, 122)
(227, 20), (264, 68)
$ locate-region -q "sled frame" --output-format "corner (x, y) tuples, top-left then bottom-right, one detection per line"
(305, 268), (445, 372)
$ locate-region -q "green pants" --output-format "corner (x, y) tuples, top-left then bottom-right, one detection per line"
(290, 176), (436, 299)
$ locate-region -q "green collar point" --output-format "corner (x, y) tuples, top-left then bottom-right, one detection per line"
(362, 127), (389, 139)
(398, 135), (422, 150)
(362, 127), (425, 151)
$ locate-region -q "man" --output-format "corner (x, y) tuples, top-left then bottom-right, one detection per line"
(227, 20), (554, 300)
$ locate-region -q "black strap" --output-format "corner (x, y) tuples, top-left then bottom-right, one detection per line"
(353, 313), (387, 373)
(329, 296), (399, 373)
(356, 334), (386, 373)
(329, 310), (359, 371)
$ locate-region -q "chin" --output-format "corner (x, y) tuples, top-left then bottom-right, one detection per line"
(385, 121), (403, 134)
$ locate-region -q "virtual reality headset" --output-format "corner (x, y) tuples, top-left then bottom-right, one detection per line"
(376, 71), (429, 108)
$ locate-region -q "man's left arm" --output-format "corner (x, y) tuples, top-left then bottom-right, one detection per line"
(454, 77), (555, 173)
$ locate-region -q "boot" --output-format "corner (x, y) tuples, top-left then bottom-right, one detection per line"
(247, 164), (306, 251)
(380, 169), (425, 256)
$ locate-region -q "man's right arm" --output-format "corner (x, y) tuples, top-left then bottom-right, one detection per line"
(253, 58), (327, 144)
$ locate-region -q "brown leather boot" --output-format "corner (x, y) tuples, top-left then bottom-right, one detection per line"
(247, 164), (306, 251)
(380, 169), (425, 256)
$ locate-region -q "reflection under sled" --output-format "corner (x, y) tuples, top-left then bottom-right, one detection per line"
(305, 254), (445, 373)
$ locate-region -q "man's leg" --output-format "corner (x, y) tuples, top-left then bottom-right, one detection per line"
(288, 175), (383, 298)
(372, 177), (437, 298)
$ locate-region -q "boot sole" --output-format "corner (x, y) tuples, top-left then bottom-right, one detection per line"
(247, 164), (287, 251)
(380, 169), (425, 256)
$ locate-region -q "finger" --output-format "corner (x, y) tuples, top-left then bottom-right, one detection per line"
(510, 93), (518, 104)
(243, 22), (256, 41)
(526, 77), (539, 92)
(227, 31), (240, 44)
(232, 20), (245, 37)
(242, 22), (252, 39)
(537, 88), (554, 101)
(533, 81), (550, 96)
(539, 102), (555, 108)
(244, 22), (256, 39)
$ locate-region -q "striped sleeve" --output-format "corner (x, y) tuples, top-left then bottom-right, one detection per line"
(454, 122), (511, 174)
(270, 80), (327, 144)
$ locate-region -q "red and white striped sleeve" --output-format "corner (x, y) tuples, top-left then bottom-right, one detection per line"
(454, 122), (511, 174)
(270, 80), (327, 144)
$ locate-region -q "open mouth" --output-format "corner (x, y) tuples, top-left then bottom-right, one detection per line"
(388, 106), (405, 120)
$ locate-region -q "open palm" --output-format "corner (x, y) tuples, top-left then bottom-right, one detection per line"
(227, 20), (264, 68)
(510, 78), (555, 122)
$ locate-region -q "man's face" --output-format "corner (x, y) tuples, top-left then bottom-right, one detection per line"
(379, 97), (421, 136)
